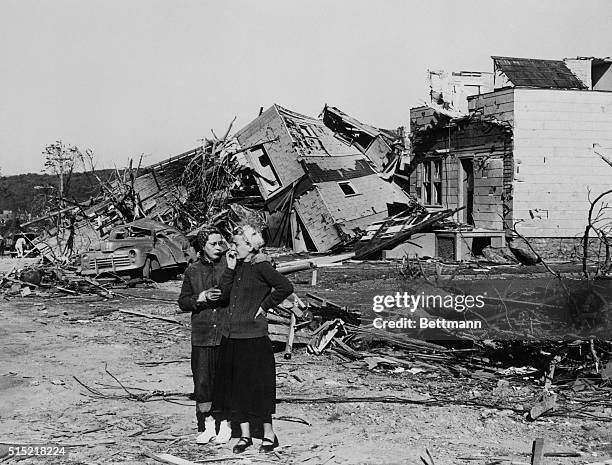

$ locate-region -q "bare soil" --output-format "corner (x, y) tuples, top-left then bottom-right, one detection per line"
(1, 264), (611, 464)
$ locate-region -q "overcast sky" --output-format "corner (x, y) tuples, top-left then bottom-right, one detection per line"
(1, 0), (611, 175)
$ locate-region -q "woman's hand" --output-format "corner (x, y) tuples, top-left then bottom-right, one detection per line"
(197, 288), (222, 302)
(226, 250), (237, 270)
(254, 307), (266, 319)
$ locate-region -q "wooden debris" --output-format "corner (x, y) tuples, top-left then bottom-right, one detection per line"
(308, 319), (345, 355)
(529, 391), (557, 421)
(284, 311), (297, 360)
(143, 451), (242, 464)
(136, 358), (190, 366)
(354, 207), (464, 259)
(56, 286), (78, 295)
(268, 323), (312, 345)
(311, 268), (318, 285)
(117, 308), (182, 325)
(273, 415), (311, 426)
(530, 438), (545, 465)
(420, 448), (436, 465)
(306, 293), (360, 325)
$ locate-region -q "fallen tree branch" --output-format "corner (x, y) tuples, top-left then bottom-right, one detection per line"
(117, 308), (182, 325)
(142, 451), (236, 464)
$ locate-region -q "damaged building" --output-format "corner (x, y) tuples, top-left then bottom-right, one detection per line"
(25, 105), (418, 263)
(26, 148), (201, 261)
(232, 104), (412, 252)
(408, 55), (612, 259)
(321, 105), (409, 175)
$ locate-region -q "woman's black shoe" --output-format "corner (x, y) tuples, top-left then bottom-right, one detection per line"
(259, 435), (279, 453)
(232, 437), (253, 454)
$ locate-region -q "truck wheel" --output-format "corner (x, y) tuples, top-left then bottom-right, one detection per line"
(143, 257), (161, 281)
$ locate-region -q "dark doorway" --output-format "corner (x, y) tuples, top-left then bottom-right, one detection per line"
(460, 158), (474, 226)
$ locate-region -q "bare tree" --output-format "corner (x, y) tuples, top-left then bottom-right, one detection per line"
(584, 144), (612, 279)
(42, 141), (80, 204)
(42, 141), (81, 255)
(582, 188), (612, 279)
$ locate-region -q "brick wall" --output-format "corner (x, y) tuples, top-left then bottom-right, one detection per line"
(410, 117), (511, 231)
(517, 236), (603, 261)
(473, 157), (505, 229)
(425, 155), (506, 230)
(512, 88), (612, 238)
(468, 88), (515, 125)
(410, 106), (440, 132)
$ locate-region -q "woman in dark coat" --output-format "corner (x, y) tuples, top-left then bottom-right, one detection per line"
(214, 225), (293, 454)
(177, 227), (232, 444)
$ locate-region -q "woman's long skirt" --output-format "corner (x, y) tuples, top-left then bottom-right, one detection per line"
(213, 336), (276, 423)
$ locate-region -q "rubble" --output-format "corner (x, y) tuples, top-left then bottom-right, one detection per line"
(1, 92), (611, 465)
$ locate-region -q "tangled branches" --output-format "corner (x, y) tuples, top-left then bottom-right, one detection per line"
(174, 119), (268, 234)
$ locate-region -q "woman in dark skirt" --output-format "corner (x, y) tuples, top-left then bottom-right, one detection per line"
(214, 225), (293, 454)
(177, 227), (232, 444)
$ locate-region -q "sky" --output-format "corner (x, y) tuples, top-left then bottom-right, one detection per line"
(1, 0), (611, 175)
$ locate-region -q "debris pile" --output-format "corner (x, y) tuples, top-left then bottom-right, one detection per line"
(303, 311), (612, 422)
(0, 258), (153, 300)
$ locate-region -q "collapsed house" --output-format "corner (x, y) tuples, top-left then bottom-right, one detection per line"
(407, 56), (612, 259)
(33, 54), (612, 265)
(320, 105), (408, 174)
(26, 105), (417, 261)
(232, 104), (413, 252)
(25, 149), (202, 261)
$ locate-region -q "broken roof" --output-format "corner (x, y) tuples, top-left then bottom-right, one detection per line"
(322, 105), (404, 143)
(301, 154), (376, 183)
(492, 56), (587, 89)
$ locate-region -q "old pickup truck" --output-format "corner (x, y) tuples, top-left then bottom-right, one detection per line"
(80, 219), (196, 280)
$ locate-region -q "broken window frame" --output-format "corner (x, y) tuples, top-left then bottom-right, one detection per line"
(296, 123), (327, 153)
(337, 181), (359, 197)
(298, 124), (317, 138)
(248, 145), (282, 196)
(420, 159), (443, 206)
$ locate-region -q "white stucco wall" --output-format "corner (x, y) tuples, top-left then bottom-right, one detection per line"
(512, 88), (612, 237)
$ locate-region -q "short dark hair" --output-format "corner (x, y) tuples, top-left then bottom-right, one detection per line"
(197, 227), (223, 251)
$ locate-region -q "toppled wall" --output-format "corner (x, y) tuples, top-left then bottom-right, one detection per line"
(293, 189), (343, 252)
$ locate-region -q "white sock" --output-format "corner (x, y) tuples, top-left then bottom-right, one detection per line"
(196, 417), (216, 444)
(214, 420), (232, 444)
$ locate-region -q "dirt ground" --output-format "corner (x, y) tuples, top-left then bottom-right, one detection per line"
(1, 263), (611, 465)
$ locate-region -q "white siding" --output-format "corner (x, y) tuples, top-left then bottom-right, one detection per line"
(513, 88), (612, 237)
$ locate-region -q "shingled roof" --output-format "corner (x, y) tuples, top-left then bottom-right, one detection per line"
(300, 154), (375, 183)
(492, 56), (587, 89)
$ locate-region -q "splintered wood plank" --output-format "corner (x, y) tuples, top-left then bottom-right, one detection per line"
(531, 438), (545, 465)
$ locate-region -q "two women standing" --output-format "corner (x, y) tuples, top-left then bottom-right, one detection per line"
(179, 225), (293, 453)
